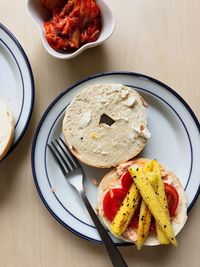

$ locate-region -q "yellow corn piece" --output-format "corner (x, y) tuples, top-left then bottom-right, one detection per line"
(153, 160), (170, 244)
(148, 172), (158, 188)
(129, 167), (177, 247)
(136, 171), (158, 250)
(142, 160), (154, 173)
(137, 200), (152, 250)
(110, 183), (140, 236)
(156, 223), (169, 244)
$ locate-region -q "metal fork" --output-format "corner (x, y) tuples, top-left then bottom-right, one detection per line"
(48, 137), (128, 267)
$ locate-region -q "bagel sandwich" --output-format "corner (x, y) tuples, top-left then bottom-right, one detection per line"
(62, 83), (151, 168)
(97, 158), (187, 249)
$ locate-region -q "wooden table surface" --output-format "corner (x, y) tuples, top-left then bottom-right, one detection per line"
(0, 1), (200, 266)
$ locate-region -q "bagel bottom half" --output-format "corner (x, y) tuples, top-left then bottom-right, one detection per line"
(97, 158), (188, 245)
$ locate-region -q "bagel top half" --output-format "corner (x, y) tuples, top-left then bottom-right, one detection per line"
(62, 83), (150, 168)
(97, 158), (188, 245)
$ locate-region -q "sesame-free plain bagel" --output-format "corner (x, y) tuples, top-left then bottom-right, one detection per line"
(62, 83), (151, 168)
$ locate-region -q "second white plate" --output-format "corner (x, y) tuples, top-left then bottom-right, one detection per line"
(0, 23), (34, 159)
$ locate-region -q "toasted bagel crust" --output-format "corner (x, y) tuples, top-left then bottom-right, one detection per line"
(97, 158), (188, 245)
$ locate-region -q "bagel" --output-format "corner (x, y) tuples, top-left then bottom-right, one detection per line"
(62, 83), (150, 168)
(97, 158), (188, 246)
(0, 99), (15, 160)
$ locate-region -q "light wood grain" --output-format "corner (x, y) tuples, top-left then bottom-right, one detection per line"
(0, 0), (200, 266)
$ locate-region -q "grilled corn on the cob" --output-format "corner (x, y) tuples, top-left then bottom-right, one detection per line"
(129, 167), (177, 247)
(136, 169), (158, 249)
(137, 200), (152, 250)
(153, 160), (170, 244)
(110, 183), (140, 236)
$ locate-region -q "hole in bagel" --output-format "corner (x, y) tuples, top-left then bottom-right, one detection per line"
(99, 113), (116, 127)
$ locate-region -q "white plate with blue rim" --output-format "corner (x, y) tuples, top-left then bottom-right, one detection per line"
(31, 72), (200, 244)
(0, 23), (34, 159)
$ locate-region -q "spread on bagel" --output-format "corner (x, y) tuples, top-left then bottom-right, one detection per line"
(97, 158), (187, 249)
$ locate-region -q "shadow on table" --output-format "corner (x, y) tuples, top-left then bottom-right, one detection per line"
(44, 43), (113, 90)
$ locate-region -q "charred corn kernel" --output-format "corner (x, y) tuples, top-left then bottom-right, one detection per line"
(129, 167), (177, 247)
(110, 183), (140, 236)
(153, 160), (170, 244)
(136, 171), (158, 250)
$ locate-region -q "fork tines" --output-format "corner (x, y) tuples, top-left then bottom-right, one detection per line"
(48, 137), (79, 176)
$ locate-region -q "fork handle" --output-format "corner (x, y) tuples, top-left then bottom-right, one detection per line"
(80, 192), (128, 267)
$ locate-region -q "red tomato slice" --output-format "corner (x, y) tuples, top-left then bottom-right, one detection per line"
(129, 206), (140, 228)
(164, 183), (179, 217)
(150, 218), (156, 232)
(121, 171), (133, 193)
(103, 189), (127, 221)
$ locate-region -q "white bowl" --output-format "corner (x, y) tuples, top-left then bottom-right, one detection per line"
(26, 0), (115, 59)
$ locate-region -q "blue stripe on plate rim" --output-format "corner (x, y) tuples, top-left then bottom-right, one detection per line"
(0, 23), (35, 160)
(31, 71), (200, 245)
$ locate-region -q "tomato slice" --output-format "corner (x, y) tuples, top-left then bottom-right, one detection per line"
(103, 172), (133, 222)
(103, 189), (127, 221)
(129, 205), (140, 228)
(121, 171), (133, 193)
(164, 183), (179, 217)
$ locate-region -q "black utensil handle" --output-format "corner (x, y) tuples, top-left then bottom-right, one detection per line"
(81, 193), (128, 267)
